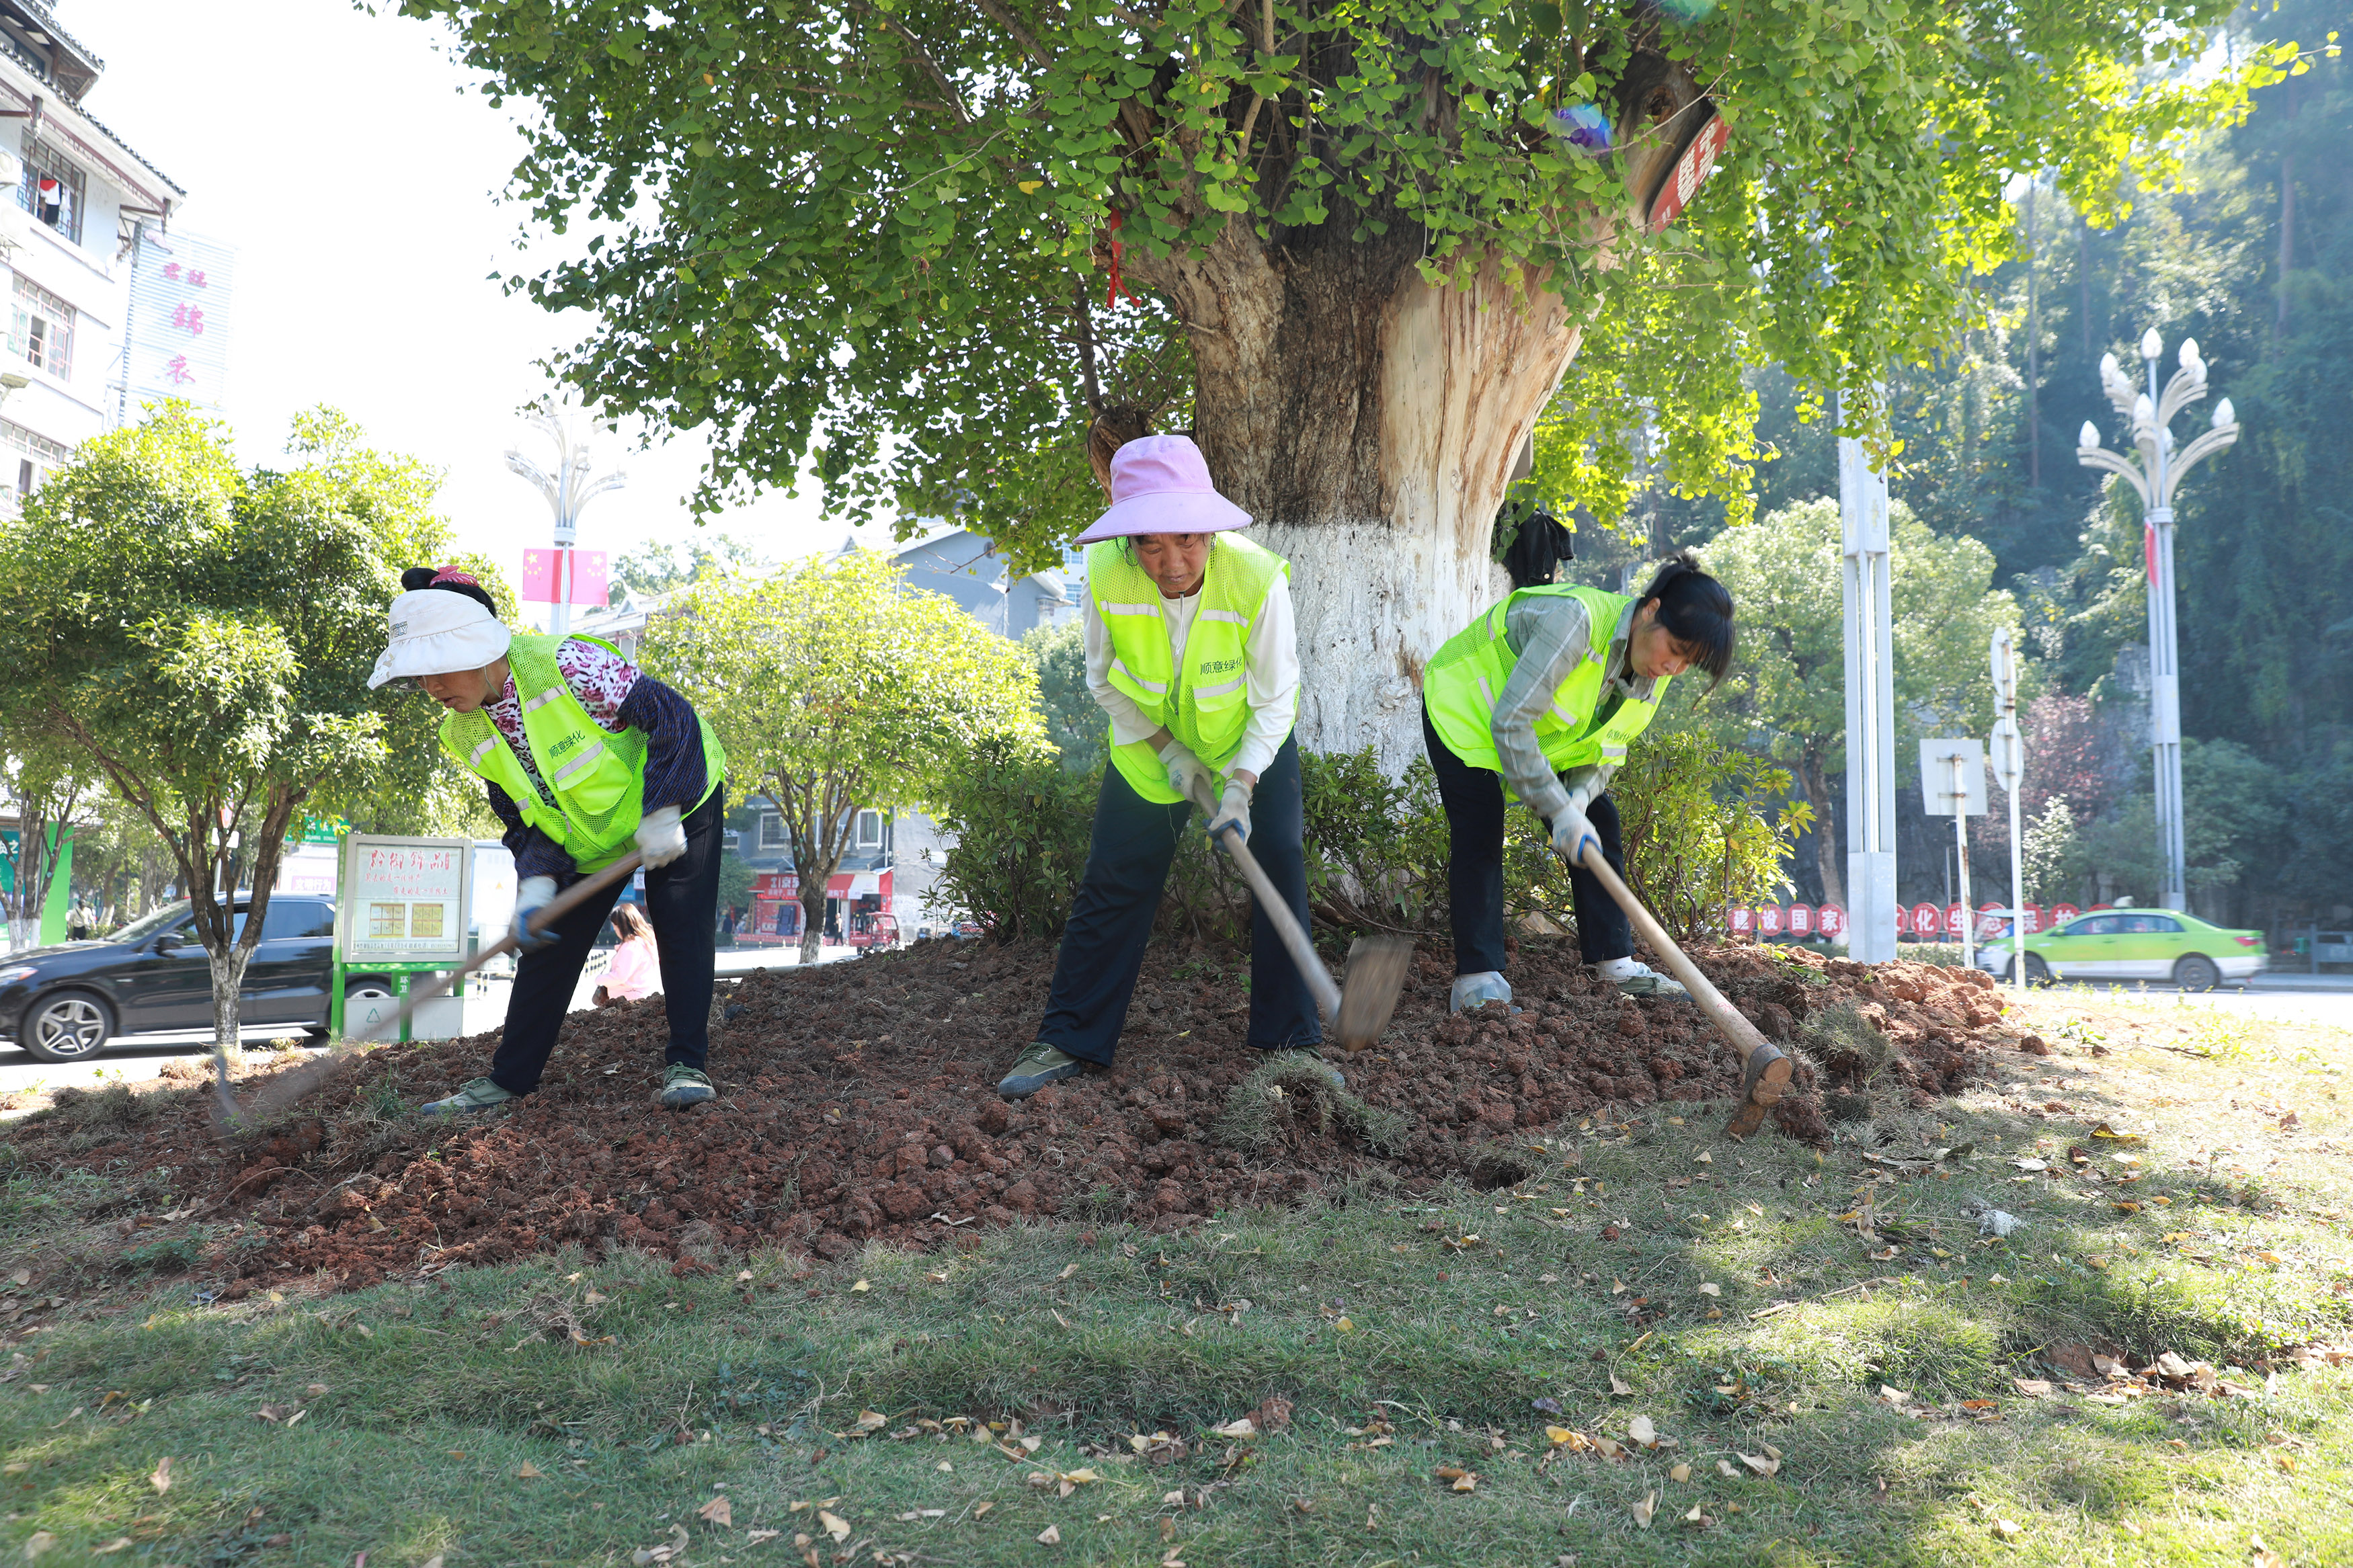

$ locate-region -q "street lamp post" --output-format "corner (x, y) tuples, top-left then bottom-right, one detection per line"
(505, 403), (627, 637)
(2076, 332), (2239, 914)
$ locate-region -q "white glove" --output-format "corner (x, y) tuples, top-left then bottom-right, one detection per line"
(1158, 739), (1214, 809)
(510, 876), (559, 952)
(1206, 778), (1252, 844)
(635, 804), (687, 868)
(1550, 800), (1600, 866)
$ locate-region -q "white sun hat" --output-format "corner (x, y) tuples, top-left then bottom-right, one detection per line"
(367, 580), (512, 689)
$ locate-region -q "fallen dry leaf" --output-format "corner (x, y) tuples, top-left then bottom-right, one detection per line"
(1629, 1415), (1657, 1447)
(1718, 1459), (1741, 1478)
(1609, 1372), (1634, 1396)
(850, 1280), (870, 1293)
(698, 1495), (732, 1527)
(1671, 1462), (1692, 1483)
(90, 1541), (132, 1557)
(1210, 1417), (1258, 1439)
(1698, 1282), (1721, 1297)
(19, 1536), (54, 1561)
(1632, 1491), (1658, 1528)
(746, 1530), (780, 1544)
(1741, 1453), (1781, 1478)
(1036, 1525), (1062, 1545)
(517, 1462), (544, 1480)
(149, 1456), (173, 1494)
(974, 1501), (994, 1518)
(1993, 1518), (2021, 1539)
(817, 1510), (850, 1543)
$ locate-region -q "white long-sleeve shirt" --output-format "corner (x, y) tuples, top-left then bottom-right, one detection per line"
(1488, 592), (1658, 822)
(1082, 561), (1300, 780)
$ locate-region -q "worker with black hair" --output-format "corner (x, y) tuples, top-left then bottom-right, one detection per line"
(1421, 551), (1735, 1010)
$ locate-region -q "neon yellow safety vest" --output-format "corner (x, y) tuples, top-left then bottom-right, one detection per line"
(1090, 533), (1293, 805)
(439, 633), (728, 871)
(1421, 585), (1669, 787)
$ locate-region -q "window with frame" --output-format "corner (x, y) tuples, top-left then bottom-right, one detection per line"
(758, 811), (789, 851)
(855, 809), (885, 850)
(17, 136), (84, 245)
(9, 276), (73, 381)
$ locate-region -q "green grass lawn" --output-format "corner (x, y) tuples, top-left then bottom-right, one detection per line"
(1, 990), (2349, 1567)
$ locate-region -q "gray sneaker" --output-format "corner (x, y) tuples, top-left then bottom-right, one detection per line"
(660, 1065), (717, 1109)
(422, 1077), (516, 1117)
(998, 1042), (1084, 1100)
(1262, 1045), (1345, 1090)
(1609, 962), (1689, 999)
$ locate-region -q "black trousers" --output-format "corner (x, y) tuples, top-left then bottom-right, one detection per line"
(489, 784), (726, 1096)
(1421, 702), (1632, 975)
(1036, 735), (1318, 1065)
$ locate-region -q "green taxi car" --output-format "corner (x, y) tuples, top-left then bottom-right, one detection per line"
(1977, 907), (2266, 990)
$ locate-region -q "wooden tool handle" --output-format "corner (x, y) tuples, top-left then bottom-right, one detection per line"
(1213, 822), (1343, 1019)
(1575, 843), (1770, 1057)
(349, 852), (647, 1044)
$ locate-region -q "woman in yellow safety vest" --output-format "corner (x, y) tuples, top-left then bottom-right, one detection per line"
(367, 567), (729, 1114)
(996, 434), (1338, 1100)
(1421, 550), (1734, 1010)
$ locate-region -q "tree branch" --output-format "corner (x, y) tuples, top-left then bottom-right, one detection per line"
(875, 12), (973, 126)
(969, 0), (1053, 70)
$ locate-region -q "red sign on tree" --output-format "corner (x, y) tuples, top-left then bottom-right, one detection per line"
(1817, 903), (1847, 940)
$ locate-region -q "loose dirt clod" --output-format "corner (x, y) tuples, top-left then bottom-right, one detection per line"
(1, 938), (2018, 1294)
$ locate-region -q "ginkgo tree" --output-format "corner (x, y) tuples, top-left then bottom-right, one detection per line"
(640, 551), (1042, 963)
(399, 0), (2322, 764)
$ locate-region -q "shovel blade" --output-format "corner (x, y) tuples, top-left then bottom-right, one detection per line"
(1333, 936), (1414, 1053)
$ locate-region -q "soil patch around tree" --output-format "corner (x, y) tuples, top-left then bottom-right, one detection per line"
(3, 938), (2020, 1295)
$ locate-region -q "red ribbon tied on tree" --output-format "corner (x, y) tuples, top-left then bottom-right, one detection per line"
(1104, 209), (1135, 309)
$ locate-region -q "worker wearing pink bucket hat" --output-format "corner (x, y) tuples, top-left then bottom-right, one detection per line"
(996, 431), (1337, 1099)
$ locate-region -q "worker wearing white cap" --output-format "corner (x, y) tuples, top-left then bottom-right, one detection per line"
(996, 432), (1335, 1100)
(368, 567), (729, 1114)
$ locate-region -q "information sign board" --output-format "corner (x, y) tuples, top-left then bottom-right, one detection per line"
(337, 836), (472, 964)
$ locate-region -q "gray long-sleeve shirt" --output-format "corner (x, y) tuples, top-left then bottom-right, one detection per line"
(1488, 593), (1659, 822)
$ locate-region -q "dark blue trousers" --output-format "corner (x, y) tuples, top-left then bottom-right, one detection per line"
(1035, 734), (1319, 1065)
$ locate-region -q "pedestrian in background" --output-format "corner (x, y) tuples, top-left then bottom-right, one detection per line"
(595, 903), (661, 1006)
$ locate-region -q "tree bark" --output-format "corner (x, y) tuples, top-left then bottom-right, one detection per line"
(1797, 753), (1843, 911)
(208, 946), (253, 1056)
(1133, 226), (1583, 768)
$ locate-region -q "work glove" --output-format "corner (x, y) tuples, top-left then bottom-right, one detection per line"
(1158, 739), (1215, 811)
(510, 876), (559, 952)
(1550, 800), (1601, 868)
(635, 804), (688, 869)
(1206, 778), (1253, 844)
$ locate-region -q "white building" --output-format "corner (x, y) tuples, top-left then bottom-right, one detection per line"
(0, 1), (186, 499)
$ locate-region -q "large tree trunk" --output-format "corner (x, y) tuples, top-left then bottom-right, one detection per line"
(1139, 226), (1582, 768)
(799, 888), (826, 966)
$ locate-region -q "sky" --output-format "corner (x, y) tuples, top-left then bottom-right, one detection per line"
(82, 0), (859, 582)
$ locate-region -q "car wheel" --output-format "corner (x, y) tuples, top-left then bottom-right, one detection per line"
(2173, 954), (2220, 992)
(2023, 954), (2053, 988)
(19, 990), (116, 1063)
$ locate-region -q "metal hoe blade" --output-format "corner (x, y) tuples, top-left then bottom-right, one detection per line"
(1334, 935), (1414, 1053)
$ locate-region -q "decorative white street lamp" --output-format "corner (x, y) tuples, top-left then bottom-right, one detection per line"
(505, 402), (627, 636)
(2076, 333), (2239, 913)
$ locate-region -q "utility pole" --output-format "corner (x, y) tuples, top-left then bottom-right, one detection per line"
(505, 403), (627, 637)
(2077, 333), (2239, 913)
(1839, 390), (1897, 963)
(1989, 627), (2025, 999)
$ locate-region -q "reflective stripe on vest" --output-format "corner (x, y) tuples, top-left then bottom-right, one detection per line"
(438, 632), (727, 870)
(1089, 534), (1293, 805)
(1421, 584), (1669, 784)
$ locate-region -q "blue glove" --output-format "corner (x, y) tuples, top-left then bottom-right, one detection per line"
(1206, 779), (1252, 844)
(510, 876), (559, 952)
(1550, 802), (1600, 867)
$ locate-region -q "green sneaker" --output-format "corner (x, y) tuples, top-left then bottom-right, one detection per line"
(421, 1077), (516, 1117)
(998, 1042), (1084, 1100)
(660, 1065), (718, 1109)
(1261, 1045), (1346, 1090)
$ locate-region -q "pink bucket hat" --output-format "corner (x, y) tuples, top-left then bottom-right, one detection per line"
(1075, 434), (1252, 544)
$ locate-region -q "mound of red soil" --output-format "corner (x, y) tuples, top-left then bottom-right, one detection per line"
(10, 938), (2016, 1294)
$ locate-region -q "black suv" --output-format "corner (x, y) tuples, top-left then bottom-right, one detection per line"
(0, 897), (397, 1063)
